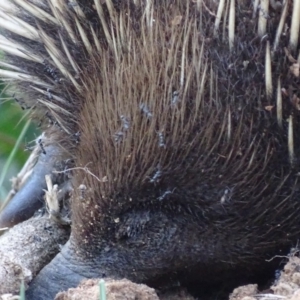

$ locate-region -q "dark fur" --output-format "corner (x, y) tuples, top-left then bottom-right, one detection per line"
(1, 0), (300, 299)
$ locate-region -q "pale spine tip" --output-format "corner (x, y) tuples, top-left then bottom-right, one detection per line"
(94, 0), (113, 49)
(288, 115), (294, 165)
(290, 0), (300, 51)
(228, 0), (235, 50)
(0, 0), (18, 13)
(276, 78), (282, 128)
(214, 0), (225, 36)
(13, 0), (59, 25)
(0, 35), (42, 63)
(273, 0), (288, 51)
(252, 0), (260, 18)
(0, 11), (40, 41)
(0, 69), (47, 86)
(258, 0), (269, 37)
(75, 17), (93, 54)
(71, 0), (86, 18)
(265, 41), (273, 99)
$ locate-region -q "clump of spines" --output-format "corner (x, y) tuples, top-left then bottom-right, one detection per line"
(1, 0), (300, 263)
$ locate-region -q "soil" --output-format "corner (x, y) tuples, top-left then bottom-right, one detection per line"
(229, 255), (300, 300)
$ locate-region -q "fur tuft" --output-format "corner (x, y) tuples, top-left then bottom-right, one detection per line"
(2, 0), (300, 295)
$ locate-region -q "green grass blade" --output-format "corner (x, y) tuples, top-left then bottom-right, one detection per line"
(0, 119), (31, 197)
(99, 279), (106, 300)
(19, 279), (25, 300)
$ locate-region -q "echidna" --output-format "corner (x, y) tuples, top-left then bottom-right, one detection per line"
(0, 0), (300, 299)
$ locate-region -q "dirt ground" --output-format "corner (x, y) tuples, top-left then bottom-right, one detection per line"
(55, 255), (300, 299)
(230, 255), (300, 300)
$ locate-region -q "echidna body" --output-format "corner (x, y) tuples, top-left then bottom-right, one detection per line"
(1, 0), (300, 298)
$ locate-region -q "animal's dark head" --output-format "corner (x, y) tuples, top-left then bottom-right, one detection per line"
(0, 1), (300, 299)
